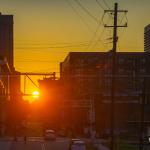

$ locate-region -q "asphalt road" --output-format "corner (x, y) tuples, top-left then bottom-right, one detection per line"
(0, 137), (70, 150)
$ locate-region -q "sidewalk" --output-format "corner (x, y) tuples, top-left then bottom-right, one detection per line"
(0, 137), (14, 141)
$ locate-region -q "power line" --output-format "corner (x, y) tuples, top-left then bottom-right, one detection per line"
(14, 43), (90, 49)
(90, 28), (106, 50)
(74, 0), (100, 23)
(90, 13), (111, 50)
(15, 60), (59, 63)
(118, 12), (128, 26)
(26, 75), (39, 89)
(15, 40), (113, 51)
(65, 0), (94, 33)
(14, 41), (90, 46)
(96, 0), (113, 21)
(96, 0), (111, 10)
(14, 39), (108, 46)
(84, 12), (105, 51)
(117, 12), (128, 41)
(16, 68), (59, 72)
(125, 12), (128, 24)
(102, 0), (110, 9)
(95, 0), (105, 10)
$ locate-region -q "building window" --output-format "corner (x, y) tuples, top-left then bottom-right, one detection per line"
(118, 68), (124, 74)
(140, 69), (145, 73)
(118, 58), (124, 64)
(141, 58), (146, 63)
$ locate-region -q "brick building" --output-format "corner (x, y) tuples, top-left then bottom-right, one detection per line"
(60, 52), (150, 135)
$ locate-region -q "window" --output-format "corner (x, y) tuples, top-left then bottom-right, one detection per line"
(118, 57), (124, 64)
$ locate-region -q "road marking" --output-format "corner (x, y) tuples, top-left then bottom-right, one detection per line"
(28, 137), (44, 142)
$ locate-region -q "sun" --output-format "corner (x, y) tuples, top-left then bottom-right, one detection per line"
(32, 91), (39, 99)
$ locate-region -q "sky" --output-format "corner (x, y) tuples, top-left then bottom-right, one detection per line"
(0, 0), (150, 95)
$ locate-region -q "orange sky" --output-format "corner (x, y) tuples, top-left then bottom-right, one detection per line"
(0, 0), (149, 95)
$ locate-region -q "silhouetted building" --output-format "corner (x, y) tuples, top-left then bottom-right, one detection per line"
(38, 77), (64, 130)
(144, 24), (150, 52)
(0, 13), (21, 99)
(0, 14), (21, 136)
(0, 13), (13, 69)
(60, 52), (150, 135)
(0, 56), (12, 136)
(0, 56), (12, 95)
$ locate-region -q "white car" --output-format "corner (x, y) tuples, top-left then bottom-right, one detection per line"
(44, 129), (56, 140)
(70, 139), (86, 150)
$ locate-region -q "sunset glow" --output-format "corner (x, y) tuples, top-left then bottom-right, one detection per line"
(32, 91), (39, 99)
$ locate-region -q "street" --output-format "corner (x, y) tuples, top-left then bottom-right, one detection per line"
(0, 137), (70, 150)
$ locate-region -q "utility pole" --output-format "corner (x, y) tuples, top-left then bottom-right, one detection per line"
(139, 77), (146, 150)
(104, 3), (128, 150)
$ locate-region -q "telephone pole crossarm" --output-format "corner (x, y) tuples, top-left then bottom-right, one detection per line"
(104, 10), (128, 13)
(104, 3), (128, 52)
(104, 24), (127, 28)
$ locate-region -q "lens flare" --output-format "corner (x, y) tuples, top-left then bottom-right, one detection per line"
(32, 91), (39, 99)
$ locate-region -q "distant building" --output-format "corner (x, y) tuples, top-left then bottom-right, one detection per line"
(0, 13), (13, 69)
(0, 13), (21, 136)
(60, 52), (150, 135)
(0, 13), (20, 97)
(0, 56), (12, 136)
(144, 24), (150, 52)
(0, 56), (11, 98)
(38, 77), (64, 130)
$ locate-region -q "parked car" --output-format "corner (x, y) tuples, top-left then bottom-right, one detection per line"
(69, 139), (86, 150)
(44, 129), (56, 140)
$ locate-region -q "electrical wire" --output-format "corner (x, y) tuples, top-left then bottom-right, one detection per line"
(91, 13), (112, 50)
(90, 27), (106, 50)
(118, 13), (128, 40)
(118, 13), (126, 26)
(125, 12), (128, 24)
(65, 0), (94, 33)
(15, 59), (60, 62)
(96, 0), (113, 21)
(14, 43), (89, 49)
(14, 39), (107, 46)
(15, 39), (113, 51)
(26, 75), (39, 89)
(74, 0), (100, 23)
(102, 0), (110, 10)
(95, 0), (105, 10)
(84, 13), (105, 51)
(14, 41), (91, 46)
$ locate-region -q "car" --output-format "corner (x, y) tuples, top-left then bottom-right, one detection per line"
(44, 129), (56, 140)
(69, 139), (86, 150)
